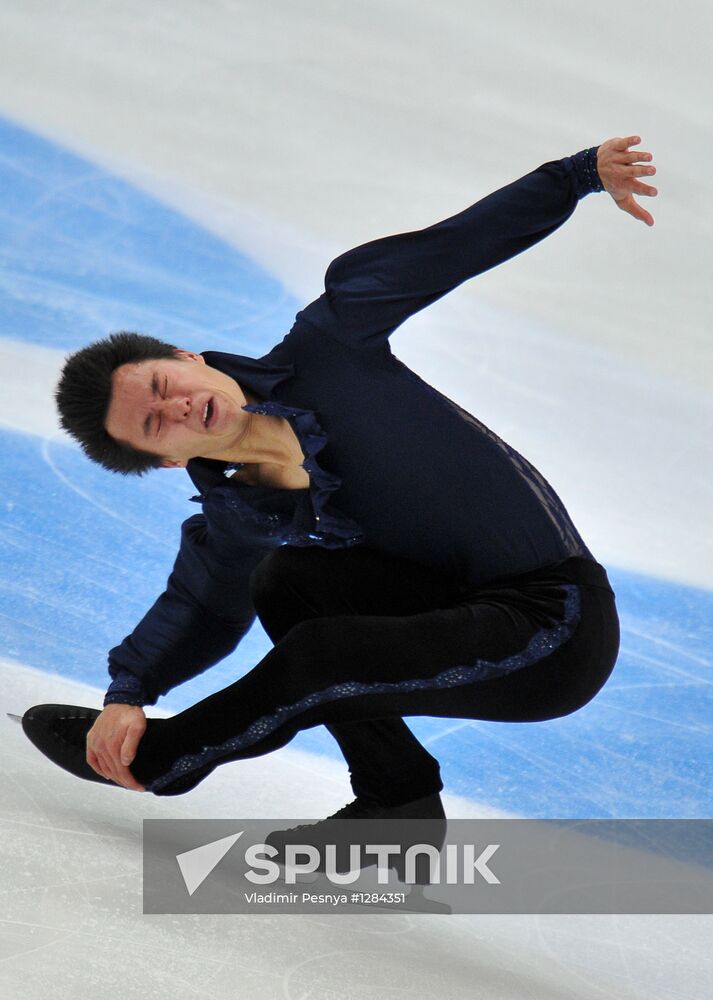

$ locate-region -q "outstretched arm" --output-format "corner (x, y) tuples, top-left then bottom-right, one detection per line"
(296, 137), (657, 350)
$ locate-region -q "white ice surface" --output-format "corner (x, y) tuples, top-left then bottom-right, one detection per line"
(0, 1), (711, 998)
(2, 660), (710, 1000)
(0, 338), (68, 441)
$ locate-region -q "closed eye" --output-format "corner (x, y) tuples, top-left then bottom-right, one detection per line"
(144, 371), (166, 438)
(156, 375), (168, 437)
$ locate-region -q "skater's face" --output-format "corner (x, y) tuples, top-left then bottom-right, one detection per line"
(104, 351), (250, 467)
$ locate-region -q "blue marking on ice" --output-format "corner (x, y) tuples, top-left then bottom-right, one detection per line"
(0, 116), (294, 354)
(1, 115), (710, 819)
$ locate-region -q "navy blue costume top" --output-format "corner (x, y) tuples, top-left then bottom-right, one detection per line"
(104, 147), (605, 709)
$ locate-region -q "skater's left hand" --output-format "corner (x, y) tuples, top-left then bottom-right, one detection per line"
(86, 703), (147, 791)
(597, 136), (658, 226)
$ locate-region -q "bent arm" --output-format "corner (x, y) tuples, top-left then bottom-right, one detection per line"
(104, 514), (268, 707)
(297, 146), (603, 349)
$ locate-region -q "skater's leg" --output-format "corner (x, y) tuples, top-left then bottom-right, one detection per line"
(248, 545), (459, 805)
(322, 719), (438, 805)
(130, 555), (619, 796)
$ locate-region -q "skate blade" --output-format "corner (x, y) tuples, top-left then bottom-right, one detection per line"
(7, 713), (23, 725)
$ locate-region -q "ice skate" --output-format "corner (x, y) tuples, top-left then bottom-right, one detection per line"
(265, 791), (447, 882)
(17, 704), (117, 786)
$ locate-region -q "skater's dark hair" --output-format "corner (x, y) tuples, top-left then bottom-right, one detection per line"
(55, 331), (181, 476)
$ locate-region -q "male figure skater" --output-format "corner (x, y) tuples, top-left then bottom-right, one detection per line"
(24, 136), (656, 840)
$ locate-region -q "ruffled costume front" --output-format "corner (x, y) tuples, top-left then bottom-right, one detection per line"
(191, 399), (364, 550)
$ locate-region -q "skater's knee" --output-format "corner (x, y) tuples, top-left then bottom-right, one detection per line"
(536, 651), (619, 721)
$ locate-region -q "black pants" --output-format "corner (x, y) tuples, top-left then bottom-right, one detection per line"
(132, 546), (620, 799)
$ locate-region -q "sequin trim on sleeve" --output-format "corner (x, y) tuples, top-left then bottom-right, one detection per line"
(104, 669), (148, 707)
(569, 146), (605, 198)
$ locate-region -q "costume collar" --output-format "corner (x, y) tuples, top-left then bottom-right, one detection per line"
(200, 348), (295, 398)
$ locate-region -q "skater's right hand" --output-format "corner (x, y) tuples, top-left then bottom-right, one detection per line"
(86, 704), (147, 791)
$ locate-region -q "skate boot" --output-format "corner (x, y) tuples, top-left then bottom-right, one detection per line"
(17, 704), (224, 796)
(19, 704), (117, 784)
(265, 791), (447, 882)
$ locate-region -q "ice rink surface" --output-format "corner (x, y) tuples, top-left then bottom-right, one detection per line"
(0, 2), (711, 997)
